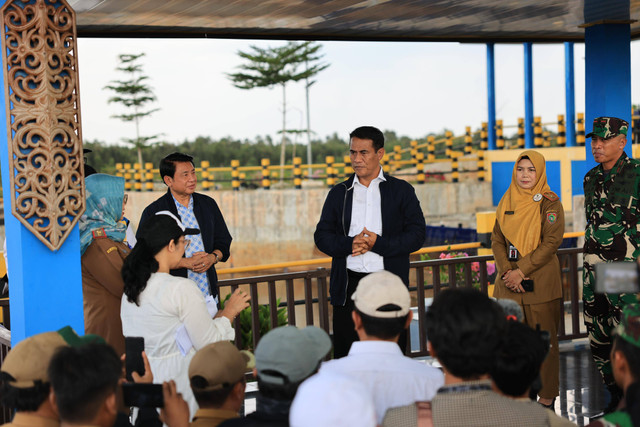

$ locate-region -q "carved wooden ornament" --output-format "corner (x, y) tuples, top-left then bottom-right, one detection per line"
(0, 0), (85, 251)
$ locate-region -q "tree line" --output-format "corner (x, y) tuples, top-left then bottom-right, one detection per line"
(83, 130), (447, 174)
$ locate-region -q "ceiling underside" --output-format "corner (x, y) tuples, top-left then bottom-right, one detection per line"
(73, 0), (640, 43)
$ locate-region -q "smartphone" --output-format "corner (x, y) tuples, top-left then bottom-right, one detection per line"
(521, 279), (534, 292)
(122, 383), (163, 408)
(125, 336), (145, 382)
(595, 262), (640, 294)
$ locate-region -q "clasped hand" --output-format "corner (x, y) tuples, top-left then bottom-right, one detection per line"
(502, 269), (527, 293)
(352, 227), (377, 256)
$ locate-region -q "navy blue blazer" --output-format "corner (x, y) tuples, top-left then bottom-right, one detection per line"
(138, 190), (232, 298)
(314, 173), (426, 306)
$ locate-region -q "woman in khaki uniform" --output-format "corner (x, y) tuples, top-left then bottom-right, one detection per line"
(492, 150), (564, 408)
(80, 174), (130, 356)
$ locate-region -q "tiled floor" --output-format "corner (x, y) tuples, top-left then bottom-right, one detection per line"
(554, 340), (607, 426)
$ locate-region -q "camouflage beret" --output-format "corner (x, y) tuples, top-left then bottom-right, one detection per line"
(586, 117), (628, 139)
(614, 303), (640, 349)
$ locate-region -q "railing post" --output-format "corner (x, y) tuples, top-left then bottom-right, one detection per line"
(577, 112), (586, 146)
(481, 122), (488, 150)
(496, 120), (504, 149)
(427, 135), (436, 161)
(416, 152), (425, 184)
(144, 162), (154, 191)
(231, 160), (240, 191)
(464, 126), (472, 154)
(325, 156), (335, 188)
(123, 163), (132, 191)
(201, 160), (211, 191)
(534, 116), (543, 147)
(133, 163), (142, 192)
(393, 145), (402, 173)
(517, 117), (525, 148)
(293, 157), (302, 189)
(477, 150), (485, 182)
(410, 140), (418, 169)
(557, 114), (566, 147)
(445, 131), (453, 155)
(261, 158), (271, 190)
(447, 149), (457, 183)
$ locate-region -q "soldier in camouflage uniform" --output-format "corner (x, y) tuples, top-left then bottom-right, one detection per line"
(584, 116), (640, 412)
(585, 303), (640, 427)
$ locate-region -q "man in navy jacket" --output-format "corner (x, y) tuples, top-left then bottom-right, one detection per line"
(138, 152), (232, 300)
(314, 126), (426, 358)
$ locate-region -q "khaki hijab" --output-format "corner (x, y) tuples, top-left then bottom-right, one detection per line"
(496, 150), (551, 257)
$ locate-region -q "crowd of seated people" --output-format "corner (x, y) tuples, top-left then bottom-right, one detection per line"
(4, 268), (634, 427)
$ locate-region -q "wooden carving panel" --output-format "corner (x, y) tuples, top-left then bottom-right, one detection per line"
(0, 0), (85, 251)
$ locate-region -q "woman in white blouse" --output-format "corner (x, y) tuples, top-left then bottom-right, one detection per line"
(121, 211), (249, 418)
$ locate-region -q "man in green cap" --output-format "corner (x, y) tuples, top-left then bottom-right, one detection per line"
(586, 303), (640, 427)
(583, 116), (640, 415)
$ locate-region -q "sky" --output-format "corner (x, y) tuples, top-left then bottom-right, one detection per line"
(76, 38), (640, 147)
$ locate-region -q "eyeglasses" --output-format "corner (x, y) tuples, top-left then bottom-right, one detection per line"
(183, 239), (191, 249)
(123, 194), (129, 204)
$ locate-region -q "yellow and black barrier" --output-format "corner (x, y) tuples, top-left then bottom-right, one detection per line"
(496, 120), (504, 149)
(534, 116), (543, 147)
(231, 160), (240, 191)
(557, 114), (566, 147)
(261, 158), (271, 189)
(517, 118), (525, 148)
(577, 113), (585, 146)
(294, 157), (302, 189)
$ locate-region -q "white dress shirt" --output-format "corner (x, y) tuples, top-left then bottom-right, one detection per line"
(319, 340), (444, 423)
(347, 167), (385, 272)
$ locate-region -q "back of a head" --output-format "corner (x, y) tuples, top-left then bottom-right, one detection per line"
(255, 326), (331, 401)
(189, 341), (252, 409)
(48, 343), (121, 424)
(491, 321), (547, 397)
(349, 126), (384, 151)
(352, 270), (411, 340)
(159, 152), (194, 180)
(425, 288), (506, 379)
(0, 327), (102, 412)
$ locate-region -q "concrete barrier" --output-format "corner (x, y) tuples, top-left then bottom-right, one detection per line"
(126, 182), (493, 268)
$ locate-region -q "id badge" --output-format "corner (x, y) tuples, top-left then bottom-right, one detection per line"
(508, 245), (519, 261)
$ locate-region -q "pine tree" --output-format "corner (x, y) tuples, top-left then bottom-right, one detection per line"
(104, 53), (160, 166)
(228, 42), (329, 181)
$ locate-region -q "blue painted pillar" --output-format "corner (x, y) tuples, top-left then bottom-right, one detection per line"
(0, 0), (84, 345)
(486, 43), (496, 150)
(524, 42), (534, 148)
(565, 42), (576, 147)
(585, 24), (632, 165)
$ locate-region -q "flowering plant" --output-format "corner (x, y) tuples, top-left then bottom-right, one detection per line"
(422, 251), (496, 289)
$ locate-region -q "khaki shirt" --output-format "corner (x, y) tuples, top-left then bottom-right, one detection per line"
(190, 408), (239, 427)
(492, 196), (565, 305)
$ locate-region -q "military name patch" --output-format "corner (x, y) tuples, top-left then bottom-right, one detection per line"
(547, 213), (557, 224)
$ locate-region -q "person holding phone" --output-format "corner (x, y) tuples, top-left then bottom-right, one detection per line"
(491, 150), (565, 409)
(121, 211), (250, 419)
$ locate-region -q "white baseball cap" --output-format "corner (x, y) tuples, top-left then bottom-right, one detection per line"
(351, 270), (410, 318)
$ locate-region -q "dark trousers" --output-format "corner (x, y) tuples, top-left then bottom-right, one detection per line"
(332, 270), (408, 359)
